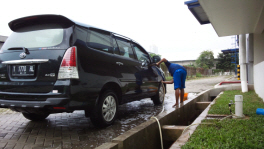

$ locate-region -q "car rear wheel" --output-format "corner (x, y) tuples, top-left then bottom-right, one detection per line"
(22, 112), (50, 121)
(90, 90), (118, 127)
(152, 83), (165, 105)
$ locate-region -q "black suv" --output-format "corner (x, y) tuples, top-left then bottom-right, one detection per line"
(0, 15), (165, 127)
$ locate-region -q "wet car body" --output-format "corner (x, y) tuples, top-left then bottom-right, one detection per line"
(0, 14), (166, 127)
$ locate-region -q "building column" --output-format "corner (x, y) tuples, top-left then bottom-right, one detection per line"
(239, 34), (248, 92)
(246, 34), (254, 85)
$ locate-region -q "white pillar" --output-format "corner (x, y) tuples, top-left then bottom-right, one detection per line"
(239, 34), (248, 92)
(246, 34), (254, 85)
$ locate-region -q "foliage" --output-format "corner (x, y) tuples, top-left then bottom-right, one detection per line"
(195, 50), (214, 69)
(185, 63), (196, 68)
(165, 76), (173, 81)
(196, 72), (202, 77)
(216, 53), (236, 71)
(182, 90), (264, 149)
(148, 52), (169, 77)
(213, 69), (223, 74)
(148, 52), (161, 58)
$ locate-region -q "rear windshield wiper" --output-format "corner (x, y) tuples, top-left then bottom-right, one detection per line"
(8, 47), (30, 54)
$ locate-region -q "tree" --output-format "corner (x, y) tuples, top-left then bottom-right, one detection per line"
(195, 50), (214, 69)
(149, 52), (161, 58)
(216, 53), (236, 71)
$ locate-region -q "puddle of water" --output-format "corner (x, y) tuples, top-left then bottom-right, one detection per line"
(188, 93), (198, 100)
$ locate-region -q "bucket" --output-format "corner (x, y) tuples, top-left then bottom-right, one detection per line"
(182, 93), (188, 101)
(256, 108), (264, 115)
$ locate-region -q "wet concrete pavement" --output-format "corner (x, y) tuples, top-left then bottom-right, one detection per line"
(166, 75), (232, 93)
(0, 75), (231, 149)
(0, 98), (165, 148)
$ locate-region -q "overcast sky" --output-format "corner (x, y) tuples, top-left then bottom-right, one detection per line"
(0, 0), (234, 61)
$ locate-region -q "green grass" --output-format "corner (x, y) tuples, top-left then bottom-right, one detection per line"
(182, 90), (264, 149)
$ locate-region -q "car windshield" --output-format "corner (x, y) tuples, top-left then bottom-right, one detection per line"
(2, 28), (64, 50)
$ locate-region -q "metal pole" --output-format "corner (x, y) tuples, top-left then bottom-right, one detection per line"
(239, 34), (248, 92)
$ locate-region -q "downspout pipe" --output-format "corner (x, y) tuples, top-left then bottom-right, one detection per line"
(246, 34), (254, 85)
(239, 34), (248, 92)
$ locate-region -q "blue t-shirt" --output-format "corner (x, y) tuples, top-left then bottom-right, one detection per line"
(165, 61), (186, 75)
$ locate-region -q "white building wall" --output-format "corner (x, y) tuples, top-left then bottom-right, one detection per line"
(254, 34), (264, 101)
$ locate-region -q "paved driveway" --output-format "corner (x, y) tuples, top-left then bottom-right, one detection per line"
(0, 99), (164, 149)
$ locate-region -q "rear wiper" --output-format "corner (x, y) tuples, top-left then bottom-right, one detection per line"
(8, 47), (30, 54)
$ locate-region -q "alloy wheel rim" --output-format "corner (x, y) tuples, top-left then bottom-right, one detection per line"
(102, 95), (116, 122)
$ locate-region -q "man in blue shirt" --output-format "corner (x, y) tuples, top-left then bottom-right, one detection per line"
(156, 58), (187, 107)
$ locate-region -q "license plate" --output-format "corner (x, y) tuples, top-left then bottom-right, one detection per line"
(12, 65), (35, 76)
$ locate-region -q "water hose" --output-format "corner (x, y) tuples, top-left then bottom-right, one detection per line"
(151, 116), (164, 149)
(151, 82), (165, 149)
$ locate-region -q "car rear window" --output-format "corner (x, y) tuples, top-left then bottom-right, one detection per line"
(2, 27), (64, 50)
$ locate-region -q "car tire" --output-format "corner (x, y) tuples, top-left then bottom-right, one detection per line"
(22, 112), (50, 121)
(90, 90), (118, 127)
(152, 83), (165, 105)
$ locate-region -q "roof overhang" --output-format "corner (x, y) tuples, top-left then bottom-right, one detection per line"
(185, 0), (264, 37)
(184, 0), (210, 25)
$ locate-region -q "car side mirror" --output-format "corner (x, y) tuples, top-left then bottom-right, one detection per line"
(152, 56), (161, 63)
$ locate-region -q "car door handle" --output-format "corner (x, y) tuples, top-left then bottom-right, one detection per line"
(116, 62), (123, 66)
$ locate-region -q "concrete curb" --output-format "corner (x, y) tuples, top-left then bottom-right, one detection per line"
(169, 92), (223, 148)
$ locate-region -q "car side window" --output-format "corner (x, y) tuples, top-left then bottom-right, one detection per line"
(112, 37), (120, 55)
(86, 29), (113, 53)
(115, 37), (135, 59)
(133, 44), (150, 66)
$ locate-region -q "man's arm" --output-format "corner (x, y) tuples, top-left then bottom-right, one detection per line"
(162, 79), (174, 84)
(156, 58), (168, 66)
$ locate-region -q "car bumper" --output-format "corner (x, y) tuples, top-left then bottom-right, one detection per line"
(0, 97), (69, 108)
(0, 91), (69, 108)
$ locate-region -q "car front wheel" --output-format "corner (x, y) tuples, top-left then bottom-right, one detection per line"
(90, 90), (118, 127)
(152, 83), (165, 105)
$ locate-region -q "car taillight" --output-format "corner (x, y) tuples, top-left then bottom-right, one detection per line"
(58, 46), (79, 79)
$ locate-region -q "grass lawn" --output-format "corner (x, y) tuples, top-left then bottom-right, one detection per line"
(182, 90), (264, 149)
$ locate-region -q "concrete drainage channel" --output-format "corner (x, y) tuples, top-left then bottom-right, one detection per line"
(96, 84), (254, 149)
